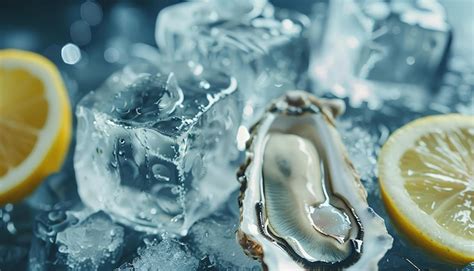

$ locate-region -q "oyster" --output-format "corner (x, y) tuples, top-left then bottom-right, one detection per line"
(237, 91), (392, 270)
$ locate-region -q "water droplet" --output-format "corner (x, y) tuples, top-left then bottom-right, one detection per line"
(80, 1), (103, 26)
(58, 245), (68, 253)
(110, 161), (118, 168)
(104, 47), (120, 63)
(171, 186), (181, 195)
(48, 211), (67, 222)
(6, 223), (16, 234)
(152, 164), (173, 182)
(4, 204), (13, 212)
(152, 184), (183, 216)
(137, 212), (149, 220)
(70, 20), (91, 46)
(61, 43), (81, 64)
(199, 80), (211, 89)
(406, 56), (415, 65)
(170, 213), (184, 223)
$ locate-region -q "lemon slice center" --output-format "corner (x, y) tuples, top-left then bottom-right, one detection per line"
(400, 127), (474, 240)
(0, 68), (48, 177)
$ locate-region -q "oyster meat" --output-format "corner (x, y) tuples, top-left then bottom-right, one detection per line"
(237, 91), (392, 270)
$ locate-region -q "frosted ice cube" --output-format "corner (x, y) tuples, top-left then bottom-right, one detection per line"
(28, 208), (124, 271)
(356, 0), (451, 86)
(156, 1), (309, 125)
(310, 0), (451, 109)
(74, 60), (241, 235)
(118, 239), (199, 271)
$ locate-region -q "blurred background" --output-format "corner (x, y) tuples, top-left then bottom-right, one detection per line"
(0, 0), (315, 102)
(1, 0), (472, 105)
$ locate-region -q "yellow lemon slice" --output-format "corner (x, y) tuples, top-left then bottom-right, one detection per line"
(378, 114), (474, 264)
(0, 49), (71, 204)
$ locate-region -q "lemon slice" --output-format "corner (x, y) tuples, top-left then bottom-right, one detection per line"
(378, 114), (474, 264)
(0, 49), (71, 204)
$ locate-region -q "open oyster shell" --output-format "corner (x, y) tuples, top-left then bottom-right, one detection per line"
(237, 91), (392, 270)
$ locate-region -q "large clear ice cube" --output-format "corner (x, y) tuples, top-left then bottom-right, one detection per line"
(310, 0), (452, 109)
(156, 1), (309, 125)
(74, 60), (241, 235)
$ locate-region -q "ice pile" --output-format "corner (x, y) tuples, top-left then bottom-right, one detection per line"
(119, 239), (199, 271)
(310, 0), (452, 109)
(74, 60), (241, 235)
(338, 120), (379, 187)
(119, 192), (259, 271)
(28, 207), (125, 270)
(186, 215), (259, 269)
(156, 0), (309, 125)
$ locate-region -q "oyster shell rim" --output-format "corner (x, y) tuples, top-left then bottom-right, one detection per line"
(237, 90), (393, 270)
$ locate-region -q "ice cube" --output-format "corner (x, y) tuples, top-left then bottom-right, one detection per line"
(310, 0), (451, 109)
(74, 60), (241, 235)
(25, 171), (79, 212)
(28, 207), (124, 271)
(118, 239), (199, 271)
(156, 1), (309, 125)
(356, 0), (451, 86)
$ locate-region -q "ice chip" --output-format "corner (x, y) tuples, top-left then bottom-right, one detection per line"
(28, 206), (124, 271)
(156, 1), (309, 125)
(74, 60), (241, 235)
(56, 212), (125, 269)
